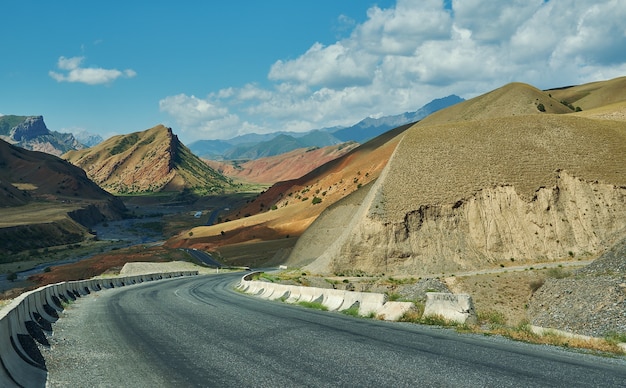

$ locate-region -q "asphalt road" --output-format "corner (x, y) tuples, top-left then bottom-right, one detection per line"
(182, 248), (224, 268)
(45, 273), (626, 387)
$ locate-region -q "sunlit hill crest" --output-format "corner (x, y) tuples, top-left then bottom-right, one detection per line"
(63, 125), (233, 195)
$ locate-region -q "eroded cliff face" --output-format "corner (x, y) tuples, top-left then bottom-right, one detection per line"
(309, 172), (626, 275)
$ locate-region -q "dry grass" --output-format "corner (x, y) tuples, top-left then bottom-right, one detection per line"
(382, 114), (626, 221)
(489, 324), (624, 355)
(546, 76), (626, 111)
(397, 298), (624, 355)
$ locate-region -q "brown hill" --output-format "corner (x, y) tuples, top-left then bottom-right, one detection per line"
(546, 75), (626, 111)
(419, 82), (571, 126)
(0, 139), (126, 254)
(64, 125), (232, 195)
(205, 142), (359, 184)
(296, 79), (626, 276)
(167, 124), (412, 252)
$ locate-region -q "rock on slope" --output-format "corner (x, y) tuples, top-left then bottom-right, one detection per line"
(297, 80), (626, 275)
(64, 125), (232, 194)
(527, 238), (626, 338)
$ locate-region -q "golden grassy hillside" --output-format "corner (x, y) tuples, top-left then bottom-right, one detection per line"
(546, 76), (626, 110)
(381, 114), (626, 221)
(419, 82), (571, 126)
(298, 77), (626, 277)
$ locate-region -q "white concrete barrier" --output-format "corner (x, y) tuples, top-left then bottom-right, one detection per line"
(296, 286), (323, 303)
(358, 293), (386, 316)
(376, 302), (415, 321)
(238, 273), (416, 322)
(0, 270), (198, 386)
(337, 291), (361, 312)
(423, 292), (476, 324)
(266, 284), (292, 301)
(321, 289), (346, 311)
(285, 287), (302, 303)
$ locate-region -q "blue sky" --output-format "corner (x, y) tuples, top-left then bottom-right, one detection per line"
(2, 0), (625, 144)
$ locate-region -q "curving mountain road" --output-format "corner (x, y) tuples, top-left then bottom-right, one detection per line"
(45, 273), (626, 387)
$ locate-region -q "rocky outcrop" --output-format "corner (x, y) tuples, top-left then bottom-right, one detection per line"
(10, 116), (48, 140)
(527, 238), (626, 338)
(304, 172), (626, 275)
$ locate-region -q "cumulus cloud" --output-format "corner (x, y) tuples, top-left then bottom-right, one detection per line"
(49, 56), (136, 85)
(161, 0), (626, 141)
(269, 42), (377, 88)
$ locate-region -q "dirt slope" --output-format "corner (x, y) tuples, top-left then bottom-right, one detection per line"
(167, 124), (412, 251)
(299, 80), (626, 276)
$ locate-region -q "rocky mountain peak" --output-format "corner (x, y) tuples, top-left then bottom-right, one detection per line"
(9, 115), (49, 141)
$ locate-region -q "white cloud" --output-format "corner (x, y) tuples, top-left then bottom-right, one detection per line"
(161, 0), (626, 142)
(268, 42), (377, 88)
(49, 56), (136, 85)
(159, 94), (229, 126)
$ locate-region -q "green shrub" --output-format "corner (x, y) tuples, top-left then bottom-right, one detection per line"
(298, 301), (328, 311)
(478, 310), (506, 327)
(342, 305), (360, 317)
(605, 331), (626, 345)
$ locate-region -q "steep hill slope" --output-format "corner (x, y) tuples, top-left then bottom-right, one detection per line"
(296, 80), (626, 276)
(0, 139), (126, 254)
(0, 115), (84, 156)
(64, 125), (233, 195)
(206, 142), (358, 184)
(167, 124), (412, 251)
(527, 236), (626, 338)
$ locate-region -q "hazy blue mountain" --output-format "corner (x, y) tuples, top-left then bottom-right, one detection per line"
(72, 130), (104, 147)
(188, 95), (464, 160)
(332, 95), (464, 143)
(223, 131), (343, 160)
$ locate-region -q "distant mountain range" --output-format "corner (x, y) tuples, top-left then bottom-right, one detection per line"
(189, 95), (463, 160)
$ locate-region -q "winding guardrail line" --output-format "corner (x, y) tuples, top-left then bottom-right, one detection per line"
(0, 271), (198, 388)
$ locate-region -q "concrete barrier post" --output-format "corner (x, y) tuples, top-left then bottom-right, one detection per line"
(423, 292), (476, 324)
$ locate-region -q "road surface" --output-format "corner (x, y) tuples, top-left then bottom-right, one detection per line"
(182, 248), (224, 268)
(45, 273), (626, 387)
